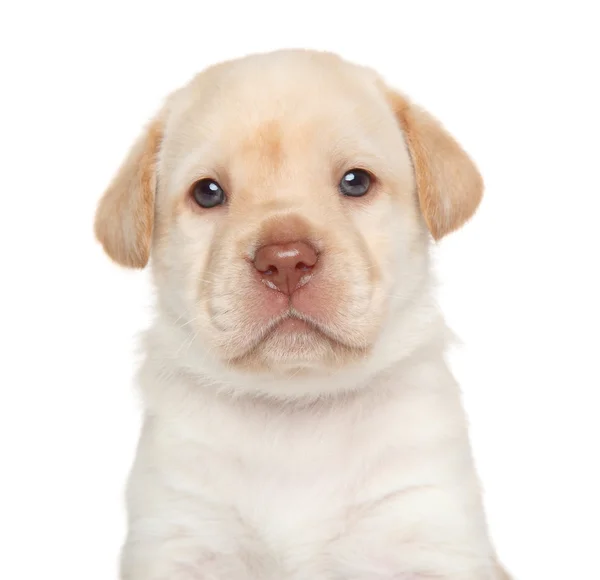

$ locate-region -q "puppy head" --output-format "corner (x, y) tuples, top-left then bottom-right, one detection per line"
(95, 50), (482, 394)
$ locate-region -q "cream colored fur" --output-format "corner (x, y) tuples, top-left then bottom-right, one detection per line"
(95, 49), (509, 579)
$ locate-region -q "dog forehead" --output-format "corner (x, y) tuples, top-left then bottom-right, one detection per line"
(183, 49), (379, 110)
(163, 51), (390, 151)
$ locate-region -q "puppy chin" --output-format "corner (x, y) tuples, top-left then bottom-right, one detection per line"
(226, 322), (370, 376)
(261, 329), (334, 369)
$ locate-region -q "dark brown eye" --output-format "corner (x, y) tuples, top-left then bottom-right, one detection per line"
(191, 179), (226, 208)
(339, 169), (371, 197)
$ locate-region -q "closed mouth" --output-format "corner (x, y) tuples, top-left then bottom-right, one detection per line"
(227, 309), (369, 364)
(273, 317), (313, 333)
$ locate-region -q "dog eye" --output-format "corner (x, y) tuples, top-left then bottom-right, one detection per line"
(339, 169), (371, 197)
(191, 179), (226, 208)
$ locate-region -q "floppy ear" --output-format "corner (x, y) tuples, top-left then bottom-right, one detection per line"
(94, 117), (163, 268)
(387, 90), (483, 240)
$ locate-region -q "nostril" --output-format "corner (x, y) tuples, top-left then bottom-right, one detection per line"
(260, 265), (278, 276)
(296, 262), (313, 272)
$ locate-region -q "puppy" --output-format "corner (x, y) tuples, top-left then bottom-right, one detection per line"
(95, 49), (509, 580)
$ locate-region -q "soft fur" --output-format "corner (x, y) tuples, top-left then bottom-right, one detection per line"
(95, 49), (509, 580)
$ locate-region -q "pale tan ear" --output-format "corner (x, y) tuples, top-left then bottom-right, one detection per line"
(94, 118), (163, 268)
(387, 90), (483, 240)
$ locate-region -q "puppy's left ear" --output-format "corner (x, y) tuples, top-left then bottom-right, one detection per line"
(94, 117), (163, 268)
(386, 90), (483, 240)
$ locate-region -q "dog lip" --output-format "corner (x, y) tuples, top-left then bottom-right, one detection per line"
(273, 317), (312, 333)
(267, 312), (366, 349)
(225, 309), (370, 367)
(233, 312), (316, 349)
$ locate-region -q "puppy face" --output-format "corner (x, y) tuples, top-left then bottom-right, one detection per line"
(95, 50), (482, 388)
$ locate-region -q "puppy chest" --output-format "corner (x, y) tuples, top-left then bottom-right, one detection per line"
(145, 392), (449, 557)
(154, 424), (377, 553)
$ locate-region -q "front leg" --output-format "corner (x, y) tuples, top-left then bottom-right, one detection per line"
(325, 549), (500, 580)
(323, 487), (501, 580)
(120, 536), (254, 580)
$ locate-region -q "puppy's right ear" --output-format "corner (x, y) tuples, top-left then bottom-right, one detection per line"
(94, 117), (163, 268)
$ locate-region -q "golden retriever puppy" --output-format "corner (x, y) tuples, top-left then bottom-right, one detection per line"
(96, 49), (509, 580)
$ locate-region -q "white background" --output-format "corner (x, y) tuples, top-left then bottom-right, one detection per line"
(1, 2), (599, 579)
